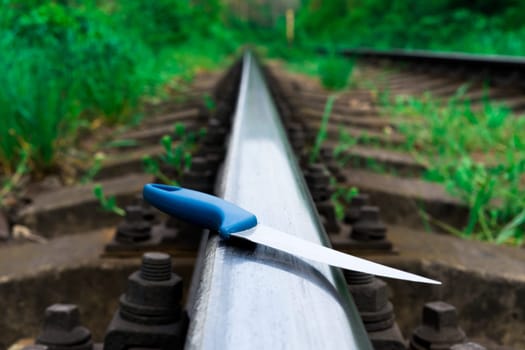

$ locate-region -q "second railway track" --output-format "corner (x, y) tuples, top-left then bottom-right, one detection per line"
(1, 50), (524, 349)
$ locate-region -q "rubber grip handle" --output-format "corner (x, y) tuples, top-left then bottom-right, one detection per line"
(143, 184), (258, 239)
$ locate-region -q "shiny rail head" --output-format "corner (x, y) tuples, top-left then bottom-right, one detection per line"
(185, 51), (374, 350)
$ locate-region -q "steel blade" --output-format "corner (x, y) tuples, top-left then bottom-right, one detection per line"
(232, 225), (441, 285)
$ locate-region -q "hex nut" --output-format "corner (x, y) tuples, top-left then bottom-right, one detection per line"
(119, 253), (183, 325)
(348, 278), (388, 312)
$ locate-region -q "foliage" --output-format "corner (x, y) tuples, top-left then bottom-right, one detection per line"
(0, 146), (29, 206)
(296, 0), (525, 56)
(318, 55), (354, 90)
(383, 90), (525, 244)
(330, 177), (359, 221)
(334, 129), (358, 165)
(310, 95), (336, 164)
(0, 0), (233, 177)
(92, 183), (125, 216)
(80, 152), (105, 184)
(203, 94), (216, 112)
(143, 123), (206, 185)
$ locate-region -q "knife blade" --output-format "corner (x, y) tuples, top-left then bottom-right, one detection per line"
(143, 183), (441, 285)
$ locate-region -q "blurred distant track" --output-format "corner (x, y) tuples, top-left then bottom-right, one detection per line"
(338, 47), (525, 89)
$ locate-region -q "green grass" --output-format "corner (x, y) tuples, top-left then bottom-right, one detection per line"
(0, 0), (234, 184)
(93, 183), (125, 216)
(318, 55), (354, 90)
(143, 123), (206, 185)
(309, 95), (336, 164)
(382, 89), (525, 244)
(295, 1), (525, 57)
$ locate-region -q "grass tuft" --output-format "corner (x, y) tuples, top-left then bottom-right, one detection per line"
(383, 90), (525, 244)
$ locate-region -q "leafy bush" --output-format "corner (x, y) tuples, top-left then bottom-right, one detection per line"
(0, 0), (231, 177)
(295, 0), (525, 56)
(318, 55), (354, 90)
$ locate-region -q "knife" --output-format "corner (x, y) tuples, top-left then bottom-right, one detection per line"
(143, 183), (441, 285)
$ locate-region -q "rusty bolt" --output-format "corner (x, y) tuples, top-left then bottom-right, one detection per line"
(103, 252), (186, 350)
(345, 274), (395, 332)
(344, 271), (374, 285)
(344, 194), (369, 225)
(350, 206), (387, 241)
(140, 251), (173, 281)
(114, 206), (152, 244)
(36, 304), (93, 350)
(119, 252), (183, 325)
(304, 163), (332, 202)
(134, 195), (157, 223)
(423, 301), (458, 330)
(316, 200), (340, 234)
(410, 301), (466, 350)
(305, 162), (330, 178)
(188, 156), (210, 173)
(347, 276), (389, 313)
(205, 118), (227, 145)
(181, 157), (215, 194)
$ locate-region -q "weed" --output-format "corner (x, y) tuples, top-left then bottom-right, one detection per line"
(92, 183), (125, 216)
(384, 88), (525, 244)
(310, 95), (336, 164)
(143, 123), (206, 185)
(0, 0), (233, 178)
(103, 139), (138, 149)
(334, 128), (358, 165)
(0, 146), (30, 206)
(330, 177), (359, 221)
(318, 55), (354, 90)
(203, 93), (216, 112)
(80, 153), (105, 184)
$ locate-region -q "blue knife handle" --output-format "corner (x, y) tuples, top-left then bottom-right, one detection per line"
(143, 184), (258, 239)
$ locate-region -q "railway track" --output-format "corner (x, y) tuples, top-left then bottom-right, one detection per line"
(1, 50), (525, 349)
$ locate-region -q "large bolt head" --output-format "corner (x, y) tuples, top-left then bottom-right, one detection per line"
(423, 301), (458, 330)
(410, 301), (466, 348)
(124, 206), (145, 222)
(360, 206), (381, 222)
(344, 194), (369, 224)
(45, 304), (80, 331)
(351, 206), (387, 241)
(36, 304), (92, 348)
(189, 157), (211, 172)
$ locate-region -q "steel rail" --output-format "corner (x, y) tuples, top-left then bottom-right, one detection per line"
(184, 52), (372, 349)
(337, 48), (525, 86)
(342, 47), (525, 65)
